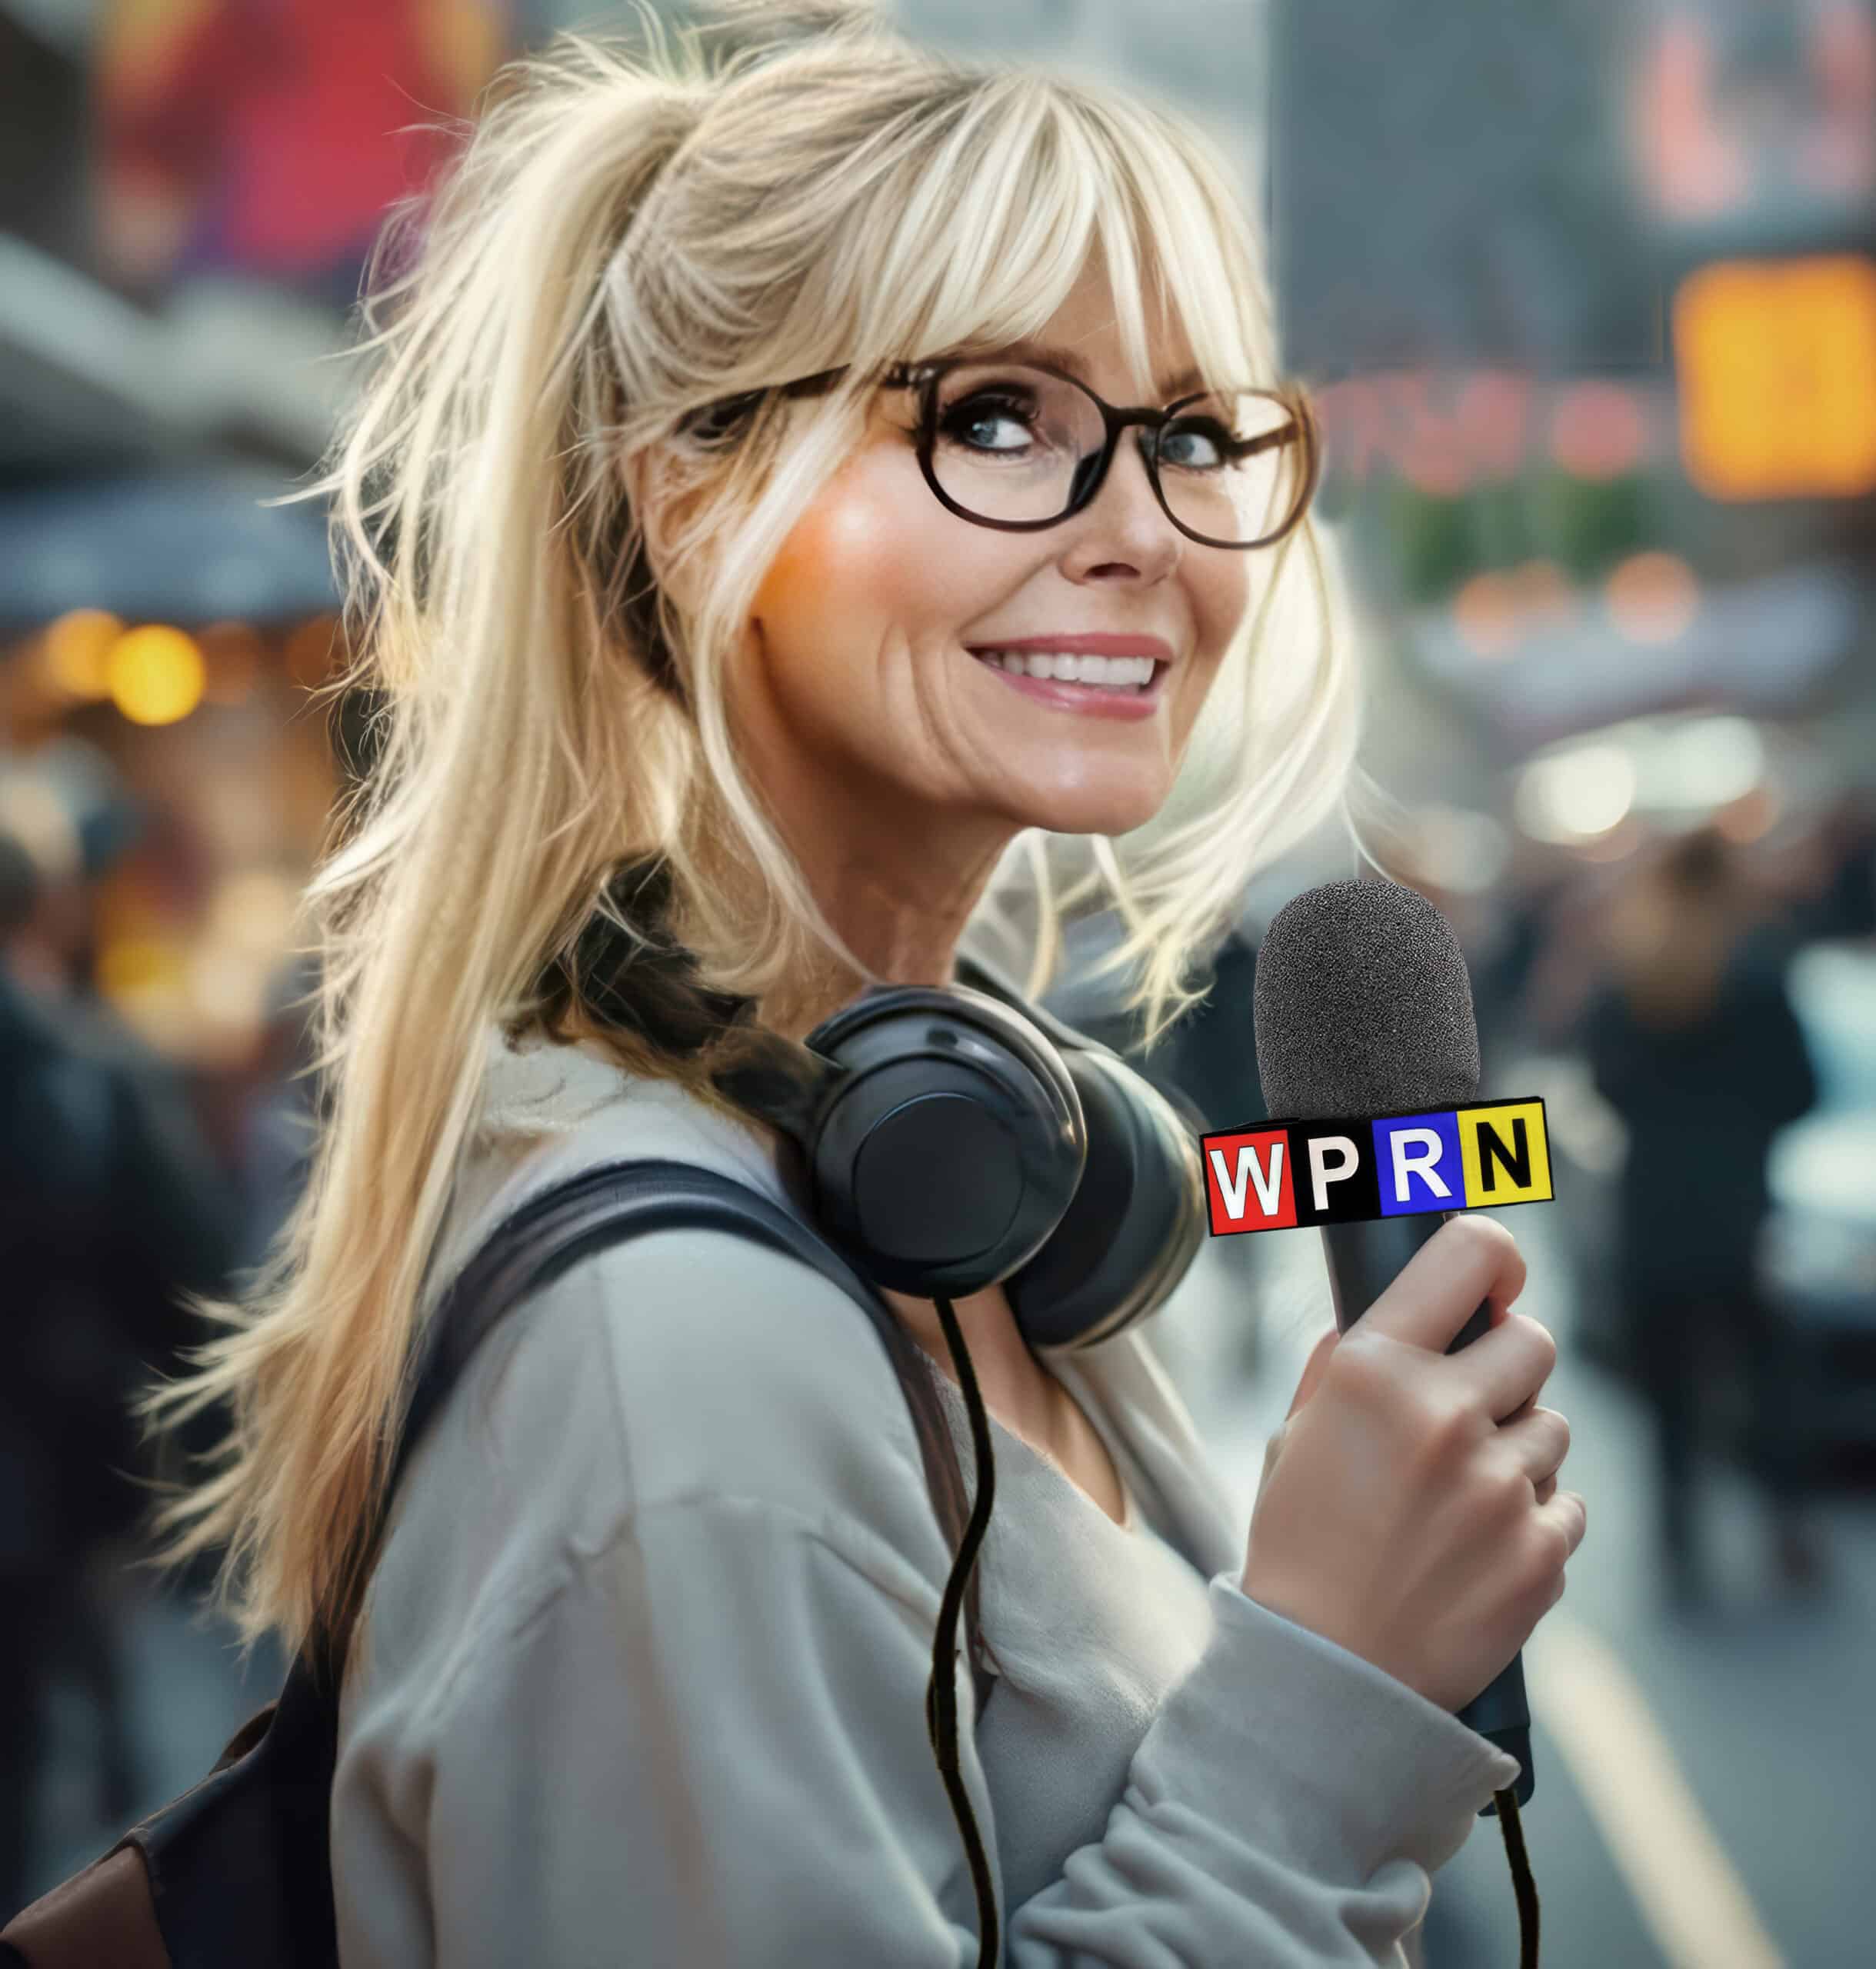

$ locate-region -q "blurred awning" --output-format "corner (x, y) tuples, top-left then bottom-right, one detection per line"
(1, 237), (359, 488)
(0, 468), (337, 630)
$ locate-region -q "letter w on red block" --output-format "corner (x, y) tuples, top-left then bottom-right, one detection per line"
(1201, 1127), (1298, 1234)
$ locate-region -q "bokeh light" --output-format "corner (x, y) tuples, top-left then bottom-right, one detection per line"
(1551, 381), (1648, 480)
(1515, 742), (1638, 842)
(1644, 715), (1764, 811)
(1453, 571), (1523, 657)
(38, 608), (124, 701)
(107, 625), (207, 726)
(1604, 551), (1700, 645)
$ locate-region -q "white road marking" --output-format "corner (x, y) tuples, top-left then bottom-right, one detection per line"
(1524, 1615), (1785, 1969)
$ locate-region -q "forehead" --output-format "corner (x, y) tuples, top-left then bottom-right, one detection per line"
(965, 262), (1203, 399)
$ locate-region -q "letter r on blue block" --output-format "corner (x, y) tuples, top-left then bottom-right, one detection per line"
(1372, 1111), (1463, 1216)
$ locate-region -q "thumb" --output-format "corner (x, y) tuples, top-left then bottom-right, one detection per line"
(1286, 1325), (1340, 1421)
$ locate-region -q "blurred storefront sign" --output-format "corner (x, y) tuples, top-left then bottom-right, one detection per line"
(1635, 1), (1876, 225)
(93, 0), (510, 298)
(1674, 253), (1876, 501)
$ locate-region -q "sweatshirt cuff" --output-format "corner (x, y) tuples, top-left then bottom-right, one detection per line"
(1138, 1571), (1523, 1885)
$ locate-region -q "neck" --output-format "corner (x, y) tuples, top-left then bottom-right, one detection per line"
(754, 795), (1017, 1044)
(726, 773), (1066, 1424)
(886, 1278), (1079, 1455)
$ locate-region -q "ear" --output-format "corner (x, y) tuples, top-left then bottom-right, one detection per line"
(621, 443), (715, 619)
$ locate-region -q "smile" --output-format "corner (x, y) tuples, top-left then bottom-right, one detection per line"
(965, 648), (1169, 719)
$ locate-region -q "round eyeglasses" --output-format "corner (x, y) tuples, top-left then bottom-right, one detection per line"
(681, 358), (1320, 551)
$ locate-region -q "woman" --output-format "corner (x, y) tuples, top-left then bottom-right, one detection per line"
(144, 5), (1581, 1961)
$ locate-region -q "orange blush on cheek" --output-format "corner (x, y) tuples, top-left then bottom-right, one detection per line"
(748, 519), (913, 712)
(757, 469), (900, 606)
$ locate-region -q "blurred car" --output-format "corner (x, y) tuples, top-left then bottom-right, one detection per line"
(1758, 941), (1876, 1467)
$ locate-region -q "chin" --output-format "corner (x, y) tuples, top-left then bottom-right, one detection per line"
(998, 775), (1171, 841)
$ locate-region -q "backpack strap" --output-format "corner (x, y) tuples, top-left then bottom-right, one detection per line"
(376, 1154), (993, 1704)
(390, 1158), (921, 1504)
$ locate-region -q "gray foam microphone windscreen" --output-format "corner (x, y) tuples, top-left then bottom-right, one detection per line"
(1254, 878), (1481, 1120)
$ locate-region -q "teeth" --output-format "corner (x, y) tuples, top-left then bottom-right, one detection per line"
(974, 651), (1158, 688)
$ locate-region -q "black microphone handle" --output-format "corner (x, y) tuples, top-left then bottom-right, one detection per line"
(1317, 1211), (1535, 1813)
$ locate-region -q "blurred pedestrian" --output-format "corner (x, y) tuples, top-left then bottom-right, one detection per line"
(1786, 792), (1876, 945)
(0, 798), (236, 1917)
(1583, 825), (1825, 1611)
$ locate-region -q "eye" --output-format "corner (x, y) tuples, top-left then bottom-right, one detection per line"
(1157, 415), (1232, 471)
(939, 391), (1041, 455)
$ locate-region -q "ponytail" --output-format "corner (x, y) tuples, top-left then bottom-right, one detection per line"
(138, 30), (719, 1662)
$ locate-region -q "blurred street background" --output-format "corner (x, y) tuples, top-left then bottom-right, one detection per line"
(2, 2), (1871, 1964)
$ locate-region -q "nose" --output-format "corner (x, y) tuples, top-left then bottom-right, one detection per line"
(1058, 432), (1183, 585)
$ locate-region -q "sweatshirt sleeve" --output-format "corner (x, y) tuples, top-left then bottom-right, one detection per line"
(412, 1494), (1518, 1968)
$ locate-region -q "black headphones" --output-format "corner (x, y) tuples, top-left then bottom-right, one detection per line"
(711, 949), (1208, 1348)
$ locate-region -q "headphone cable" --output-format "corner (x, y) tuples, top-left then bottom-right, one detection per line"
(925, 1292), (1003, 1969)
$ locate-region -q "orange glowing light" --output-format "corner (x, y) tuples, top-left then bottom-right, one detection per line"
(1674, 255), (1876, 499)
(1452, 572), (1522, 658)
(39, 608), (123, 700)
(1605, 552), (1700, 645)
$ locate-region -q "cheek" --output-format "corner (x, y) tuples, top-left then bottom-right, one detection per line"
(752, 455), (950, 653)
(751, 447), (1020, 680)
(1175, 560), (1255, 717)
(1205, 557), (1255, 655)
(757, 489), (889, 628)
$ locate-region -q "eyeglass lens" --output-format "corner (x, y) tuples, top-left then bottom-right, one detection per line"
(927, 363), (1309, 545)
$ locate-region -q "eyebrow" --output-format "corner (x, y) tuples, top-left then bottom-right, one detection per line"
(958, 338), (1208, 401)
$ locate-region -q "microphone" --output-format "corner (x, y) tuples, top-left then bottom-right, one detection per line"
(1252, 876), (1535, 1811)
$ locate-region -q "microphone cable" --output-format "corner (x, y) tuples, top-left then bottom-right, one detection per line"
(1494, 1783), (1540, 1967)
(921, 1289), (1541, 1969)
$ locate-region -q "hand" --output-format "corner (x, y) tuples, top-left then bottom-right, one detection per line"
(1240, 1216), (1585, 1715)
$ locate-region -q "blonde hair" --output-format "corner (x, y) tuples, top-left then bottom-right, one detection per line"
(140, 0), (1363, 1659)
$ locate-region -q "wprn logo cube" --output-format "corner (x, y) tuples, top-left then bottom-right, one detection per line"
(1203, 1098), (1551, 1236)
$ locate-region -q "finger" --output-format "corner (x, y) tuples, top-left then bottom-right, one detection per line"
(1495, 1404), (1570, 1486)
(1449, 1311), (1558, 1424)
(1285, 1327), (1340, 1421)
(1537, 1488), (1588, 1558)
(1533, 1471), (1558, 1506)
(1361, 1216), (1526, 1354)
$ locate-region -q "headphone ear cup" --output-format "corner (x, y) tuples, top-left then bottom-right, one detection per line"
(804, 987), (1086, 1298)
(1005, 1049), (1207, 1351)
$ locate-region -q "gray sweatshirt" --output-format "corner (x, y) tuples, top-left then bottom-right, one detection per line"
(332, 1031), (1518, 1966)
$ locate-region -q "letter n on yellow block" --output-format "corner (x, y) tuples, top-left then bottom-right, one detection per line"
(1457, 1100), (1552, 1207)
